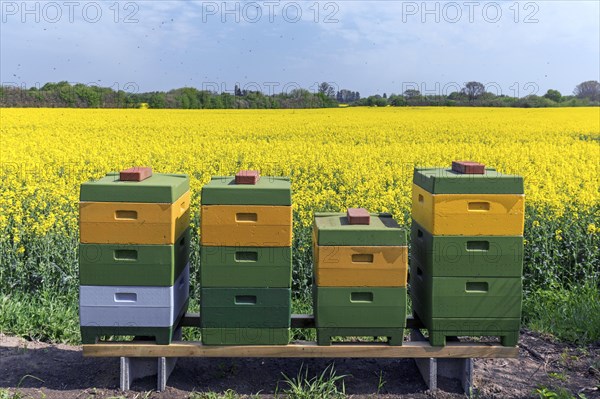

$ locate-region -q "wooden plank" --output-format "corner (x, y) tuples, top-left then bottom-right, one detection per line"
(83, 340), (518, 359)
(180, 313), (424, 329)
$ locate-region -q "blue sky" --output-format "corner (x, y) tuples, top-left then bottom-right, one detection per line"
(1, 1), (599, 97)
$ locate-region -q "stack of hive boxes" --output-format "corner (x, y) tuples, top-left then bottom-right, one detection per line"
(410, 161), (525, 346)
(313, 209), (408, 346)
(79, 167), (191, 345)
(200, 170), (292, 345)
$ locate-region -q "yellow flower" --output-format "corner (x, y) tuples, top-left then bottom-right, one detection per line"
(0, 107), (598, 243)
(588, 224), (598, 235)
(555, 229), (563, 241)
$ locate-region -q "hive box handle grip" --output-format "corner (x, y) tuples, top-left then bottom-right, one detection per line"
(466, 241), (490, 251)
(179, 200), (188, 216)
(235, 295), (257, 305)
(350, 292), (373, 302)
(351, 254), (374, 263)
(235, 251), (258, 262)
(468, 201), (491, 211)
(114, 293), (137, 302)
(236, 213), (258, 222)
(114, 249), (138, 261)
(466, 282), (489, 293)
(115, 210), (137, 220)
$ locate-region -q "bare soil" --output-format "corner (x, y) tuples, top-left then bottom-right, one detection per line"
(1, 330), (598, 399)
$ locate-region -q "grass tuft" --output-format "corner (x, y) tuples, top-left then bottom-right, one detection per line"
(277, 363), (347, 399)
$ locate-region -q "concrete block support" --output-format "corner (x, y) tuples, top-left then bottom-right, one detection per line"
(410, 330), (473, 396)
(119, 328), (181, 392)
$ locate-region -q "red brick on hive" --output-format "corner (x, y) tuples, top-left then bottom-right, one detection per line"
(235, 170), (260, 185)
(347, 208), (370, 225)
(119, 167), (153, 182)
(452, 161), (485, 175)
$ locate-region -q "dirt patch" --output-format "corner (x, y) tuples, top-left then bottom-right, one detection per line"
(1, 330), (598, 399)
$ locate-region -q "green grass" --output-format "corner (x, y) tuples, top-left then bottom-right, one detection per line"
(0, 389), (24, 399)
(189, 390), (260, 399)
(534, 386), (590, 399)
(523, 281), (600, 344)
(276, 363), (347, 399)
(0, 291), (79, 343)
(190, 364), (350, 399)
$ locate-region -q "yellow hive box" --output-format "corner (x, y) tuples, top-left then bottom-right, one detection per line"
(314, 245), (408, 287)
(80, 191), (190, 244)
(201, 205), (292, 247)
(412, 184), (524, 236)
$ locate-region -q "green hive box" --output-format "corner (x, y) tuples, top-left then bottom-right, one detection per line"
(79, 229), (190, 286)
(313, 213), (407, 246)
(413, 167), (524, 194)
(200, 288), (291, 328)
(80, 172), (189, 203)
(200, 246), (291, 288)
(314, 286), (406, 328)
(201, 176), (291, 205)
(410, 259), (522, 346)
(314, 286), (406, 346)
(201, 328), (290, 345)
(411, 221), (523, 278)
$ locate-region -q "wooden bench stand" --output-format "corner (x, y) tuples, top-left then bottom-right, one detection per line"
(82, 314), (518, 395)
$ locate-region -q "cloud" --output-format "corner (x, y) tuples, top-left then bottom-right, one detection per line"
(1, 0), (598, 95)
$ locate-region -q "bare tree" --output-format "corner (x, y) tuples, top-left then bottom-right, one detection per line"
(574, 80), (600, 102)
(462, 81), (486, 101)
(318, 82), (335, 98)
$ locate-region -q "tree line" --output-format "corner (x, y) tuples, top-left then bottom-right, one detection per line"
(1, 80), (598, 109)
(332, 81), (600, 108)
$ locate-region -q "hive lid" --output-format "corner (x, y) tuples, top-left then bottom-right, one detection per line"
(413, 164), (524, 194)
(80, 171), (189, 203)
(201, 175), (291, 205)
(314, 212), (407, 246)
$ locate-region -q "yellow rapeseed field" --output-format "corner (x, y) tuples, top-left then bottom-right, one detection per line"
(1, 107), (599, 244)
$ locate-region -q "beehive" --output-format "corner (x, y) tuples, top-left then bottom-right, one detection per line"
(79, 168), (191, 345)
(410, 162), (524, 347)
(199, 171), (292, 345)
(313, 210), (408, 345)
